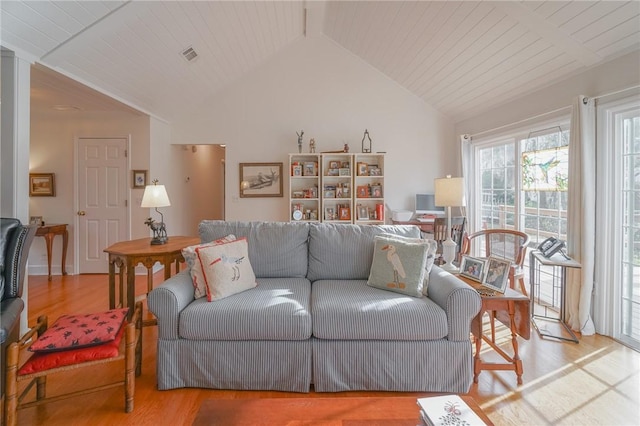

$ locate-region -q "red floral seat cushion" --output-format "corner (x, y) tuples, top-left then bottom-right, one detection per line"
(29, 308), (128, 353)
(19, 324), (125, 375)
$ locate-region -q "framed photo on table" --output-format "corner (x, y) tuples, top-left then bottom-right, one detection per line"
(482, 257), (511, 294)
(459, 256), (486, 282)
(29, 173), (55, 196)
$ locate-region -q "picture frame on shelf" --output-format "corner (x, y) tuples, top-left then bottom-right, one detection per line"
(356, 185), (369, 198)
(339, 168), (350, 176)
(371, 185), (382, 198)
(324, 190), (336, 198)
(327, 168), (339, 176)
(339, 206), (351, 221)
(459, 256), (486, 282)
(29, 173), (55, 196)
(239, 162), (283, 198)
(357, 205), (369, 220)
(357, 162), (368, 176)
(328, 160), (340, 169)
(325, 207), (335, 221)
(482, 257), (511, 294)
(303, 162), (317, 176)
(368, 166), (381, 176)
(292, 164), (302, 176)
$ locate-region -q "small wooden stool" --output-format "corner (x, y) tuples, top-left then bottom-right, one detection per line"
(3, 302), (142, 426)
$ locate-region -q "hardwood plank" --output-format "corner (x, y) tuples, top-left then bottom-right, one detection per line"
(12, 273), (640, 425)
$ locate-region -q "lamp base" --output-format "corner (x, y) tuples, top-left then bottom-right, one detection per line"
(440, 237), (459, 273)
(150, 236), (168, 245)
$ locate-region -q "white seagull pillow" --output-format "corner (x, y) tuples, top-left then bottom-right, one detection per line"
(196, 237), (257, 301)
(367, 235), (429, 297)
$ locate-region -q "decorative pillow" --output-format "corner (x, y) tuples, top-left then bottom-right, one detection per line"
(196, 238), (257, 301)
(182, 234), (236, 299)
(29, 308), (128, 353)
(20, 324), (125, 375)
(367, 235), (429, 297)
(381, 233), (437, 296)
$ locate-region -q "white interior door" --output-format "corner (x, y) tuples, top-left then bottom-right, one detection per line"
(76, 138), (128, 273)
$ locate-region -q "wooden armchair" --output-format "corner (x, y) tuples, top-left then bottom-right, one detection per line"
(461, 229), (530, 295)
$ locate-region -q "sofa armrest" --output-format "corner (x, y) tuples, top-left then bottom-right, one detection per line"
(427, 266), (481, 341)
(147, 270), (194, 340)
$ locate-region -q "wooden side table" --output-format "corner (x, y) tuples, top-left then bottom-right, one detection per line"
(457, 275), (530, 385)
(35, 224), (68, 281)
(103, 236), (199, 322)
(390, 219), (435, 233)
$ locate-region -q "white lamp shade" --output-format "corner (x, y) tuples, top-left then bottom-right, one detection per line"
(141, 184), (171, 208)
(434, 176), (466, 207)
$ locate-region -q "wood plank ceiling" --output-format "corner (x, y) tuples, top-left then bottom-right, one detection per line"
(2, 1), (639, 122)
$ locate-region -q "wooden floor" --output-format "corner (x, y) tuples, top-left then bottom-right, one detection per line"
(10, 273), (640, 425)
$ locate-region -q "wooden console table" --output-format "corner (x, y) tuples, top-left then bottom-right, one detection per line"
(35, 223), (68, 281)
(103, 236), (199, 321)
(458, 275), (530, 385)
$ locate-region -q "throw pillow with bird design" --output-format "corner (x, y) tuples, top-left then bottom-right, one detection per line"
(196, 237), (257, 301)
(367, 235), (429, 297)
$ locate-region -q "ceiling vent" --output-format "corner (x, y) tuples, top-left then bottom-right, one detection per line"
(180, 46), (198, 62)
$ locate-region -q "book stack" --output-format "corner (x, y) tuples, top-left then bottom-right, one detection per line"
(417, 395), (487, 426)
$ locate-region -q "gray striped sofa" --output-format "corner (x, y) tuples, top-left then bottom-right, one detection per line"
(148, 220), (481, 393)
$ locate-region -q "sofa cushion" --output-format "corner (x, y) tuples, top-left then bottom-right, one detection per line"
(311, 280), (448, 340)
(196, 238), (257, 302)
(367, 235), (428, 297)
(307, 223), (421, 282)
(199, 221), (309, 278)
(183, 234), (236, 299)
(179, 278), (312, 340)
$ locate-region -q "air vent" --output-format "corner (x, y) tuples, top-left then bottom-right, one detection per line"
(180, 46), (198, 62)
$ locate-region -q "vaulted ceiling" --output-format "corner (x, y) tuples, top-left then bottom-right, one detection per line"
(2, 1), (639, 122)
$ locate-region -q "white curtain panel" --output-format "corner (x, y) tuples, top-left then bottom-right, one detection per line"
(459, 135), (473, 231)
(566, 96), (596, 335)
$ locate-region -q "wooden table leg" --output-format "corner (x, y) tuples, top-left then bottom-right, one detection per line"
(61, 229), (68, 275)
(126, 260), (136, 321)
(44, 232), (54, 281)
(473, 309), (484, 384)
(507, 301), (524, 385)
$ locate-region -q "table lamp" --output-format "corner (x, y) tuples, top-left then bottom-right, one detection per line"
(141, 179), (171, 245)
(435, 175), (465, 272)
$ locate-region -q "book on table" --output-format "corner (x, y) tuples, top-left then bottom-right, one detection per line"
(417, 395), (487, 426)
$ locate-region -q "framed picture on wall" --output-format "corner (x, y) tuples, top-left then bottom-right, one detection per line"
(29, 173), (55, 196)
(132, 170), (147, 188)
(239, 162), (283, 198)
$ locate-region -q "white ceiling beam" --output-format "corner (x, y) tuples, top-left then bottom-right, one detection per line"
(494, 1), (601, 67)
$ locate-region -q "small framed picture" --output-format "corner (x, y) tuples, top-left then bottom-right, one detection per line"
(132, 170), (147, 188)
(30, 216), (43, 226)
(339, 206), (351, 221)
(371, 185), (382, 198)
(292, 164), (302, 176)
(357, 205), (369, 220)
(329, 160), (340, 169)
(356, 185), (369, 198)
(339, 168), (350, 176)
(324, 190), (335, 198)
(303, 162), (317, 176)
(325, 207), (335, 221)
(482, 257), (511, 294)
(29, 173), (56, 196)
(327, 168), (339, 176)
(368, 166), (381, 176)
(459, 256), (486, 282)
(357, 162), (368, 176)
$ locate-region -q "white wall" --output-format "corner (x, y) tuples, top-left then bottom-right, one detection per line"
(29, 110), (150, 274)
(168, 35), (455, 223)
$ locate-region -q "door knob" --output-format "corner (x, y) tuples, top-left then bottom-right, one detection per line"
(77, 211), (86, 216)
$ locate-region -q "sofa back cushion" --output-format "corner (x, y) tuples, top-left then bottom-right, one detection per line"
(198, 220), (309, 278)
(307, 223), (421, 281)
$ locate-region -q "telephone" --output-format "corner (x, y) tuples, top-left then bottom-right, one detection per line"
(538, 237), (565, 258)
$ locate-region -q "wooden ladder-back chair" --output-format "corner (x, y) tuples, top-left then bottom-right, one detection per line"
(3, 302), (142, 426)
(433, 217), (466, 265)
(461, 229), (530, 295)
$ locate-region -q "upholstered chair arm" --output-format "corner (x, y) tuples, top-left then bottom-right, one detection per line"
(147, 270), (194, 340)
(427, 266), (481, 341)
(3, 223), (37, 299)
